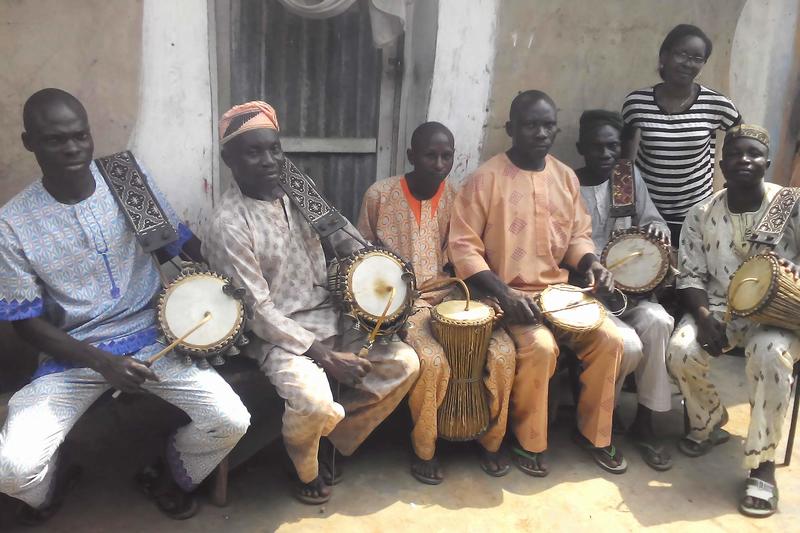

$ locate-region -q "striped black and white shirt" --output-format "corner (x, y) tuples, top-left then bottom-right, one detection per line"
(621, 85), (740, 237)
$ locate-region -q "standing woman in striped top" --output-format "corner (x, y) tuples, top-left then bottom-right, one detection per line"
(622, 24), (741, 244)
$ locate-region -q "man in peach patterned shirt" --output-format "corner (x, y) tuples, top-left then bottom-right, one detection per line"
(449, 90), (626, 476)
(358, 122), (516, 485)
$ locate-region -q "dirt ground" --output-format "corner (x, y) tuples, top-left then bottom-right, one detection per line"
(0, 355), (797, 532)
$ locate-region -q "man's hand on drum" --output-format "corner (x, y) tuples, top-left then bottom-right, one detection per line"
(645, 223), (671, 246)
(774, 253), (800, 280)
(582, 256), (615, 295)
(497, 288), (541, 325)
(308, 341), (372, 386)
(96, 350), (159, 394)
(695, 311), (728, 357)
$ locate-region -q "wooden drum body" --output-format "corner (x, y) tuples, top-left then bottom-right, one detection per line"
(601, 228), (673, 295)
(157, 271), (246, 360)
(537, 284), (605, 337)
(431, 300), (495, 441)
(728, 254), (800, 330)
(328, 247), (416, 334)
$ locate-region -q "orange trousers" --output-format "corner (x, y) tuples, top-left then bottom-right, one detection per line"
(506, 316), (623, 453)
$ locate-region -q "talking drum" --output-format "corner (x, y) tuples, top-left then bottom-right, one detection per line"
(537, 284), (606, 338)
(328, 247), (416, 334)
(431, 297), (496, 441)
(601, 228), (673, 295)
(727, 254), (800, 330)
(157, 270), (246, 361)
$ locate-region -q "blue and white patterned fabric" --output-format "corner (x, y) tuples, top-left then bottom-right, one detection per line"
(0, 162), (192, 379)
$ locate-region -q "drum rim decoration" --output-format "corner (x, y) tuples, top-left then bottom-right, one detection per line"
(600, 228), (671, 294)
(537, 283), (606, 333)
(157, 271), (245, 356)
(728, 254), (778, 318)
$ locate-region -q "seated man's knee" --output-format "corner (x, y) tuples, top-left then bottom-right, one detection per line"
(0, 447), (45, 497)
(216, 399), (251, 440)
(395, 340), (421, 379)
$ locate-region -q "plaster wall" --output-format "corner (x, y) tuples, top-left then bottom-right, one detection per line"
(0, 0), (143, 206)
(426, 0), (499, 182)
(482, 0), (745, 171)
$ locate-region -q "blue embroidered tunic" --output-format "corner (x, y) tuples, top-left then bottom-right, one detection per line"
(0, 162), (191, 378)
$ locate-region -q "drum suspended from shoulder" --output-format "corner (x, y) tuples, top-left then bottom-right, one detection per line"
(157, 263), (249, 366)
(327, 246), (417, 335)
(601, 227), (675, 295)
(727, 253), (800, 330)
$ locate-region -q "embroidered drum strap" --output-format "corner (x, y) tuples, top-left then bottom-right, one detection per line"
(94, 151), (178, 253)
(609, 159), (636, 218)
(748, 187), (800, 247)
(278, 158), (348, 237)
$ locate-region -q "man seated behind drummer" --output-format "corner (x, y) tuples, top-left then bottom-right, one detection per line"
(202, 101), (419, 505)
(575, 110), (675, 471)
(0, 89), (250, 523)
(448, 90), (626, 476)
(666, 124), (800, 518)
(357, 122), (517, 484)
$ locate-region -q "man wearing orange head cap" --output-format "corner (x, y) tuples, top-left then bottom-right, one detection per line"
(203, 101), (419, 505)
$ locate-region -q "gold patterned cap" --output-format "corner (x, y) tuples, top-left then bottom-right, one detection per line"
(725, 123), (770, 149)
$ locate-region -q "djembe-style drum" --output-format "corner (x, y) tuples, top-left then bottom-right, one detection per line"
(601, 228), (675, 295)
(727, 253), (800, 330)
(327, 247), (416, 335)
(537, 284), (608, 339)
(430, 281), (496, 441)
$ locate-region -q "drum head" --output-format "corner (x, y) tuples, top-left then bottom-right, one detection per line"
(603, 233), (667, 293)
(350, 253), (409, 319)
(162, 274), (243, 349)
(539, 285), (603, 329)
(434, 300), (494, 323)
(729, 255), (774, 314)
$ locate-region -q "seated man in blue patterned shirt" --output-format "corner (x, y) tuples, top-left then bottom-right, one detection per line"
(0, 88), (250, 523)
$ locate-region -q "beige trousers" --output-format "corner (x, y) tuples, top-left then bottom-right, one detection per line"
(667, 312), (800, 469)
(260, 325), (419, 483)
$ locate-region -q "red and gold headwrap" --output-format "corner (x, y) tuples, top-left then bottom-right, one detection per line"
(219, 101), (280, 145)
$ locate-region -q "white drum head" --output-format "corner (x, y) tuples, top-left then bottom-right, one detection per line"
(163, 274), (242, 349)
(351, 254), (408, 318)
(730, 256), (773, 313)
(605, 235), (665, 291)
(540, 285), (602, 329)
(434, 300), (494, 322)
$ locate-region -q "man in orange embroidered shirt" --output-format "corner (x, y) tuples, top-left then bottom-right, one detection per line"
(449, 90), (626, 476)
(358, 122), (516, 484)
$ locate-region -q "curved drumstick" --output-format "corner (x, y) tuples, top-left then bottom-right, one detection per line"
(112, 311), (212, 398)
(357, 288), (396, 358)
(418, 277), (472, 310)
(607, 251), (644, 271)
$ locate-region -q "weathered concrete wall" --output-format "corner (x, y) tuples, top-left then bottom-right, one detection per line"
(0, 0), (143, 205)
(426, 0), (499, 181)
(482, 0), (746, 171)
(730, 0), (800, 184)
(0, 0), (215, 228)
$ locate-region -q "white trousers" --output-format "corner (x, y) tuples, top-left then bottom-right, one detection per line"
(613, 300), (675, 412)
(0, 342), (250, 509)
(667, 312), (800, 469)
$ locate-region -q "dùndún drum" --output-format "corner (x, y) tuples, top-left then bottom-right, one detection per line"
(327, 247), (416, 335)
(431, 297), (495, 441)
(601, 227), (674, 295)
(727, 253), (800, 330)
(157, 268), (246, 361)
(536, 284), (606, 338)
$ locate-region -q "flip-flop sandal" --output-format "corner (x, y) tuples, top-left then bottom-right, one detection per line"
(632, 440), (673, 471)
(510, 446), (549, 477)
(574, 433), (627, 474)
(294, 477), (332, 505)
(136, 463), (198, 520)
(410, 458), (444, 485)
(739, 477), (778, 518)
(677, 428), (730, 458)
(16, 464), (83, 526)
(478, 450), (511, 478)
